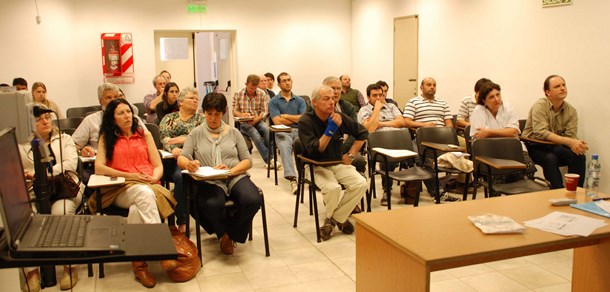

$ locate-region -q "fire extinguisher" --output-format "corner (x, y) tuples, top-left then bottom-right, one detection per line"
(106, 44), (120, 75)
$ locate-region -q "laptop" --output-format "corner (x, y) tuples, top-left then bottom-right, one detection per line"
(0, 127), (126, 258)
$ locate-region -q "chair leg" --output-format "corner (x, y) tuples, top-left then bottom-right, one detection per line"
(309, 166), (321, 243)
(98, 262), (104, 278)
(293, 176), (301, 228)
(87, 263), (93, 277)
(462, 173), (471, 201)
(259, 190), (270, 257)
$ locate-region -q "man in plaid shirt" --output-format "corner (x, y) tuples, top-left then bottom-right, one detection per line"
(233, 74), (271, 165)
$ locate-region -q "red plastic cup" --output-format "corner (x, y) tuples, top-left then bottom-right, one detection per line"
(565, 173), (580, 192)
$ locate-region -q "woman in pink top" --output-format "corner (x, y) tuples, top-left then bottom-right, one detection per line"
(94, 98), (164, 288)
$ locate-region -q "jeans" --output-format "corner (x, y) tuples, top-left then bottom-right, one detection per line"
(276, 129), (299, 179)
(526, 143), (586, 189)
(240, 121), (270, 163)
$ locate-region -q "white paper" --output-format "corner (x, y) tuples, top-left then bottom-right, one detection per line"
(524, 211), (607, 237)
(271, 124), (291, 129)
(596, 200), (610, 214)
(182, 166), (230, 178)
(159, 150), (174, 159)
(372, 147), (417, 158)
(468, 213), (526, 234)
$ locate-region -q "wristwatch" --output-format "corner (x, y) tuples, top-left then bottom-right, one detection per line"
(347, 153), (355, 162)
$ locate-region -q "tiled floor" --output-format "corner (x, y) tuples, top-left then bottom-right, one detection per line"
(34, 153), (573, 291)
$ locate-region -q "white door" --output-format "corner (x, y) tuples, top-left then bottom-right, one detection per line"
(154, 31), (196, 90)
(394, 15), (419, 109)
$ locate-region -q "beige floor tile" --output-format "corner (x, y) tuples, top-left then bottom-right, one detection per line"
(536, 260), (572, 280)
(533, 283), (572, 292)
(196, 272), (253, 292)
(275, 247), (328, 266)
(298, 275), (355, 291)
(288, 260), (345, 282)
(484, 257), (533, 271)
(501, 265), (568, 289)
(317, 241), (356, 260)
(243, 266), (300, 289)
(431, 270), (456, 282)
(331, 256), (356, 275)
(446, 263), (494, 278)
(430, 278), (478, 292)
(460, 272), (530, 292)
(522, 251), (570, 265)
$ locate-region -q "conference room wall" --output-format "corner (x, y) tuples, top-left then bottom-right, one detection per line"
(352, 0), (610, 193)
(0, 0), (352, 107)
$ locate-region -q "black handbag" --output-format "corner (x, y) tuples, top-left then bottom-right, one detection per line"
(51, 170), (81, 201)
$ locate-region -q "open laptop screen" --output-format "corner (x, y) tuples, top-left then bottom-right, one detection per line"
(0, 128), (32, 247)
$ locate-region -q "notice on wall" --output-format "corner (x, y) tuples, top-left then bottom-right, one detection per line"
(160, 38), (189, 61)
(542, 0), (572, 8)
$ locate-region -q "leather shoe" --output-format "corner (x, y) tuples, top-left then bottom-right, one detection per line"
(132, 261), (156, 288)
(219, 233), (234, 255)
(21, 269), (41, 292)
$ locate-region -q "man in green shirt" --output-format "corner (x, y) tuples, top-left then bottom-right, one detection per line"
(339, 74), (366, 111)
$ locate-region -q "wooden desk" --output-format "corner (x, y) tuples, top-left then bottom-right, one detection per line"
(354, 188), (610, 291)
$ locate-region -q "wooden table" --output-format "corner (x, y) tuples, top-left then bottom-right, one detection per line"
(354, 188), (610, 291)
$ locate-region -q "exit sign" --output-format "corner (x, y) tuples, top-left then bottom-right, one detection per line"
(187, 0), (207, 13)
(542, 0), (572, 7)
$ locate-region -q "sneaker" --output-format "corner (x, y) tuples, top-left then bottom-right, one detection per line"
(336, 219), (354, 235)
(267, 159), (282, 170)
(290, 180), (298, 195)
(380, 193), (389, 206)
(22, 269), (41, 292)
(440, 193), (461, 202)
(319, 218), (335, 241)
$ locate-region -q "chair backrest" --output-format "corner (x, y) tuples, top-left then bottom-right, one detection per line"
(54, 117), (84, 130)
(145, 123), (163, 149)
(85, 110), (98, 117)
(518, 119), (526, 134)
(61, 128), (76, 136)
(464, 125), (472, 155)
(368, 130), (416, 163)
(415, 126), (459, 156)
(300, 95), (311, 107)
(66, 106), (100, 118)
(133, 102), (147, 119)
(472, 137), (525, 176)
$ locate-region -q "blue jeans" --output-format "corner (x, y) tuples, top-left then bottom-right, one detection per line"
(276, 129), (299, 179)
(526, 143), (586, 189)
(240, 121), (270, 163)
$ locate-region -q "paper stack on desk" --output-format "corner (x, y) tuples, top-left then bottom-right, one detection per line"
(524, 211), (607, 237)
(271, 124), (291, 129)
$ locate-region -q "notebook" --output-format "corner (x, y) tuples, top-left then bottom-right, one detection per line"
(570, 201), (610, 218)
(0, 127), (126, 258)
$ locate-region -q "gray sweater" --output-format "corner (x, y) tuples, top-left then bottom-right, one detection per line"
(181, 125), (252, 194)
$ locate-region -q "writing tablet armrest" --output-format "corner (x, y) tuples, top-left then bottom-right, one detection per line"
(297, 155), (342, 166)
(421, 141), (466, 152)
(476, 156), (526, 169)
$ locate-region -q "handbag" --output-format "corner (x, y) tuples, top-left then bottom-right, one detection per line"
(51, 170), (81, 201)
(161, 226), (201, 282)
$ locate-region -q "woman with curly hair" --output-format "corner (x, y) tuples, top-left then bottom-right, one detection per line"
(93, 98), (175, 288)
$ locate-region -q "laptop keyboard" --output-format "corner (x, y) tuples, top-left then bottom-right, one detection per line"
(35, 216), (87, 248)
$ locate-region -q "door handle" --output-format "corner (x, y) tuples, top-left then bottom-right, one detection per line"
(408, 79), (416, 82)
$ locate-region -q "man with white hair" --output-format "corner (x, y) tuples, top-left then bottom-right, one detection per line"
(298, 85), (368, 241)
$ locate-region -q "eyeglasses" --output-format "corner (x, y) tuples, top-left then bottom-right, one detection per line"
(35, 114), (52, 122)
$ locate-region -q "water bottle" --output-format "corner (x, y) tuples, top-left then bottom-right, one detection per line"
(585, 154), (601, 197)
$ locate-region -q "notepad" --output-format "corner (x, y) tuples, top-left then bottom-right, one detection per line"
(570, 202), (610, 218)
(182, 167), (230, 179)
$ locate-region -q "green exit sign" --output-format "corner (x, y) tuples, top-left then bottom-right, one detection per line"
(188, 4), (206, 13)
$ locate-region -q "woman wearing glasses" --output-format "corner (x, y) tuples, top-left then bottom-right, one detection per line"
(19, 105), (83, 291)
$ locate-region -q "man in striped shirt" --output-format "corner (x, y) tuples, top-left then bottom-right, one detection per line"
(403, 77), (453, 128)
(233, 74), (271, 165)
(456, 78), (491, 128)
(403, 77), (460, 202)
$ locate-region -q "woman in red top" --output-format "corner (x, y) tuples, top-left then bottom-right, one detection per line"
(95, 98), (163, 288)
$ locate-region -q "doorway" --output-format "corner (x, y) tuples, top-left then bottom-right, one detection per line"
(393, 15), (418, 108)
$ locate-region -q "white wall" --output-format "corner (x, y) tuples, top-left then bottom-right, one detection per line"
(353, 0), (610, 192)
(0, 0), (352, 106)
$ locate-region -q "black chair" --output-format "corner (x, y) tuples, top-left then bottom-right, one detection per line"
(144, 123), (164, 150)
(415, 127), (471, 203)
(300, 95), (311, 107)
(66, 106), (100, 118)
(54, 117), (84, 131)
(368, 130), (435, 209)
(471, 138), (550, 199)
(234, 121), (254, 154)
(133, 102), (147, 120)
(183, 174), (270, 261)
(464, 125), (472, 155)
(518, 119), (526, 134)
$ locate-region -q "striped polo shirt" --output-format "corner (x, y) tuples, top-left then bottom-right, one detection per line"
(402, 95), (451, 126)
